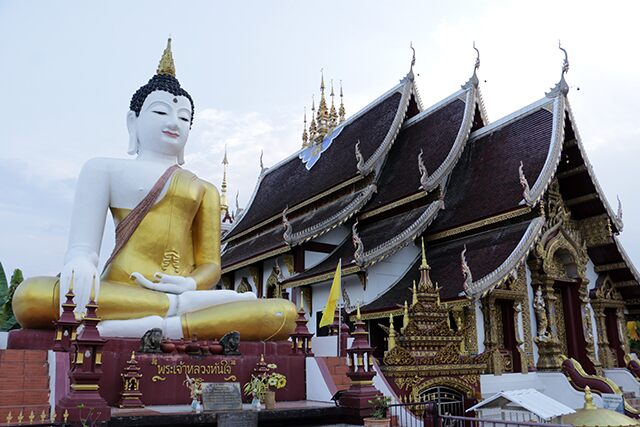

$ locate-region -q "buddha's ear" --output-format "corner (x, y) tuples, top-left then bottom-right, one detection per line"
(126, 110), (139, 155)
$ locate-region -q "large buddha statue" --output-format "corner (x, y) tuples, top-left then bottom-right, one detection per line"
(13, 39), (296, 341)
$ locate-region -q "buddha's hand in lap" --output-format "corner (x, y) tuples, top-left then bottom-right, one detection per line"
(60, 255), (100, 316)
(130, 272), (196, 294)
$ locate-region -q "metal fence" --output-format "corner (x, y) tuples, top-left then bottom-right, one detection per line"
(386, 402), (572, 427)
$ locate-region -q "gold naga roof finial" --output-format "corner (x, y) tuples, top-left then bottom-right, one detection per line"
(339, 80), (346, 123)
(420, 237), (429, 270)
(157, 37), (176, 77)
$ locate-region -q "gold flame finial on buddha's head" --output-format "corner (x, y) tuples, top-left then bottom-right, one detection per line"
(157, 38), (176, 77)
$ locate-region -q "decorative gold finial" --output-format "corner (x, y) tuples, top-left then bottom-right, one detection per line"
(583, 386), (596, 410)
(387, 313), (396, 351)
(302, 107), (309, 148)
(69, 270), (75, 292)
(17, 411), (24, 424)
(6, 412), (12, 424)
(90, 274), (96, 302)
(260, 353), (265, 363)
(29, 410), (35, 424)
(316, 69), (329, 138)
(157, 37), (176, 77)
(329, 79), (338, 127)
(39, 410), (46, 422)
(339, 80), (346, 123)
(63, 409), (69, 423)
(309, 95), (318, 141)
(412, 280), (418, 306)
(420, 237), (429, 270)
(356, 301), (361, 320)
(299, 290), (304, 310)
(130, 350), (136, 361)
(403, 300), (409, 331)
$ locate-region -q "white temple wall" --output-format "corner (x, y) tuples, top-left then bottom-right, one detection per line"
(364, 244), (419, 304)
(584, 259), (600, 359)
(313, 226), (349, 245)
(305, 251), (326, 269)
(526, 264), (540, 366)
(475, 299), (485, 354)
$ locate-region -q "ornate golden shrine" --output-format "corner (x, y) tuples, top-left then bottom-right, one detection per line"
(527, 180), (601, 372)
(381, 241), (487, 402)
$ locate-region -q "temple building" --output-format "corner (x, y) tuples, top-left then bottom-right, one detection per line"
(220, 48), (640, 413)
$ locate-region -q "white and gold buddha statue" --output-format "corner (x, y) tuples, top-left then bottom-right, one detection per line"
(13, 39), (296, 340)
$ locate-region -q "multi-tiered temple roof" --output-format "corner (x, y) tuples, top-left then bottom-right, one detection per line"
(221, 50), (640, 315)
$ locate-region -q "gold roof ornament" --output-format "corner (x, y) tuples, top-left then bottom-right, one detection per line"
(420, 237), (429, 270)
(329, 80), (338, 127)
(339, 81), (346, 123)
(387, 313), (396, 352)
(302, 107), (309, 148)
(561, 386), (639, 427)
(220, 145), (229, 213)
(157, 37), (176, 77)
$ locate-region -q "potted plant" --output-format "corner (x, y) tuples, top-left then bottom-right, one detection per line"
(364, 395), (392, 427)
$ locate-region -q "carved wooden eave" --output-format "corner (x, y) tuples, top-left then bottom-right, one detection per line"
(613, 235), (640, 284)
(465, 216), (546, 299)
(399, 85), (479, 194)
(358, 200), (444, 268)
(359, 76), (415, 177)
(286, 184), (378, 246)
(563, 100), (624, 233)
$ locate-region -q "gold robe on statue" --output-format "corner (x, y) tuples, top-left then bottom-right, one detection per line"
(13, 169), (296, 340)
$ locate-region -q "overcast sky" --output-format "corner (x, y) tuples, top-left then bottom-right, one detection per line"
(1, 0), (639, 278)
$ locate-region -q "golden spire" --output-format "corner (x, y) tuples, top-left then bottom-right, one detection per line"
(356, 301), (361, 320)
(412, 280), (418, 306)
(299, 290), (304, 310)
(338, 81), (346, 123)
(387, 313), (396, 351)
(302, 107), (309, 148)
(420, 237), (429, 270)
(317, 69), (329, 138)
(309, 95), (318, 141)
(220, 146), (229, 213)
(329, 79), (338, 128)
(402, 300), (409, 331)
(69, 270), (75, 292)
(156, 38), (176, 77)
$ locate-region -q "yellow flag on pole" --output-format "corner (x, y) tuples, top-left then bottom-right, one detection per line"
(319, 259), (341, 328)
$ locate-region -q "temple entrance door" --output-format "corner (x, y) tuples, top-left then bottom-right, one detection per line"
(498, 299), (521, 373)
(555, 280), (594, 373)
(418, 386), (464, 417)
(605, 308), (625, 367)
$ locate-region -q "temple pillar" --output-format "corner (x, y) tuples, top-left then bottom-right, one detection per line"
(535, 279), (564, 371)
(481, 297), (504, 375)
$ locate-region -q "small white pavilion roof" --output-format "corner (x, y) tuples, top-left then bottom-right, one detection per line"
(467, 388), (576, 420)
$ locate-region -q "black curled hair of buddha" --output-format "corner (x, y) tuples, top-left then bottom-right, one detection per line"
(129, 74), (195, 126)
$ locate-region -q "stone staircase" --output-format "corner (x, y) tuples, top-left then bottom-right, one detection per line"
(0, 349), (50, 424)
(317, 356), (351, 393)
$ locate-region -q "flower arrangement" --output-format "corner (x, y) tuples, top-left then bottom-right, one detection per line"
(243, 360), (287, 403)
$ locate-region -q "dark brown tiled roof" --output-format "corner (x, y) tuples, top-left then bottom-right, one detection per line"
(429, 108), (554, 234)
(361, 219), (537, 313)
(364, 98), (466, 212)
(225, 91), (404, 240)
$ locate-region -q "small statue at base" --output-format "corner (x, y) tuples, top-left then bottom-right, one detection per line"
(139, 328), (163, 353)
(220, 331), (241, 355)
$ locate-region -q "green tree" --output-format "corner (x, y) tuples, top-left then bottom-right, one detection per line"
(0, 265), (23, 331)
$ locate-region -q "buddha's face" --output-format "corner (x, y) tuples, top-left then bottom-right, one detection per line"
(129, 90), (192, 158)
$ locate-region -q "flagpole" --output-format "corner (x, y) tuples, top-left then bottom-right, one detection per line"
(337, 258), (342, 358)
